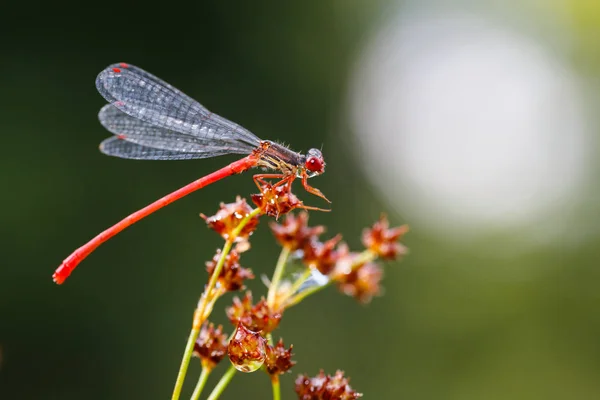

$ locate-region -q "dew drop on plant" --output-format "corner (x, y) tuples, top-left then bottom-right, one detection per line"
(228, 323), (266, 373)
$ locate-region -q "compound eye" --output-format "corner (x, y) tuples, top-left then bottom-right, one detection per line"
(305, 156), (324, 173)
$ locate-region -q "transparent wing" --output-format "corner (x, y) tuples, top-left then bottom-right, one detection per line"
(95, 63), (261, 149)
(99, 136), (205, 160)
(98, 104), (256, 157)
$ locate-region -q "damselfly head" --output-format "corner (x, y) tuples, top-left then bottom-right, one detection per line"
(304, 148), (325, 177)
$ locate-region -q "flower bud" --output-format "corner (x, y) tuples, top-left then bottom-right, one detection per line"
(295, 369), (362, 399)
(269, 211), (325, 251)
(265, 339), (296, 376)
(362, 214), (409, 260)
(201, 196), (259, 241)
(193, 322), (228, 369)
(205, 249), (254, 292)
(226, 291), (282, 334)
(251, 181), (305, 218)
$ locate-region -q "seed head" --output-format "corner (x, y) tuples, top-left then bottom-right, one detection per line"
(205, 249), (254, 292)
(362, 214), (409, 260)
(270, 211), (325, 251)
(193, 322), (228, 369)
(335, 261), (383, 304)
(295, 370), (362, 399)
(264, 339), (296, 377)
(201, 196), (259, 241)
(251, 180), (306, 218)
(302, 235), (343, 275)
(226, 291), (282, 334)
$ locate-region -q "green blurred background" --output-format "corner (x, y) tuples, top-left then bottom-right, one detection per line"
(2, 0), (600, 399)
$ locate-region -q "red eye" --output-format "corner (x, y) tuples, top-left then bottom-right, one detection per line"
(305, 156), (324, 173)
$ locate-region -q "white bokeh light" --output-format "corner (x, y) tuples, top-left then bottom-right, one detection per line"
(349, 11), (590, 239)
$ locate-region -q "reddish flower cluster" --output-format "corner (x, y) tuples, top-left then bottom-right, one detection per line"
(264, 339), (296, 377)
(205, 249), (254, 292)
(335, 259), (383, 304)
(200, 196), (260, 241)
(193, 322), (228, 370)
(303, 234), (343, 275)
(270, 212), (408, 304)
(195, 183), (408, 397)
(226, 291), (282, 334)
(251, 178), (329, 218)
(269, 212), (325, 251)
(362, 213), (409, 260)
(251, 180), (304, 218)
(295, 370), (362, 399)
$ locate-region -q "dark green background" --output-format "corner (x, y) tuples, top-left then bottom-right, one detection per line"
(2, 1), (600, 399)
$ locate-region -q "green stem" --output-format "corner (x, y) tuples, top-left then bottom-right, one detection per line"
(285, 280), (329, 308)
(190, 367), (211, 400)
(288, 267), (312, 296)
(271, 376), (281, 400)
(352, 249), (378, 268)
(267, 246), (291, 308)
(171, 325), (202, 400)
(206, 364), (237, 400)
(171, 208), (262, 400)
(197, 239), (233, 318)
(201, 207), (263, 323)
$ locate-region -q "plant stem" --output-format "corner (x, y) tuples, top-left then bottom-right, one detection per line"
(352, 249), (378, 268)
(206, 364), (237, 400)
(285, 280), (329, 308)
(171, 324), (202, 400)
(288, 267), (312, 296)
(171, 208), (262, 400)
(267, 246), (291, 308)
(197, 241), (233, 322)
(190, 367), (211, 400)
(271, 375), (281, 400)
(199, 207), (262, 325)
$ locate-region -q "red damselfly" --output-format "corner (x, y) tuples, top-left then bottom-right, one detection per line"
(53, 63), (328, 284)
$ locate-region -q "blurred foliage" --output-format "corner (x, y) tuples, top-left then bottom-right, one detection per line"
(1, 0), (600, 399)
